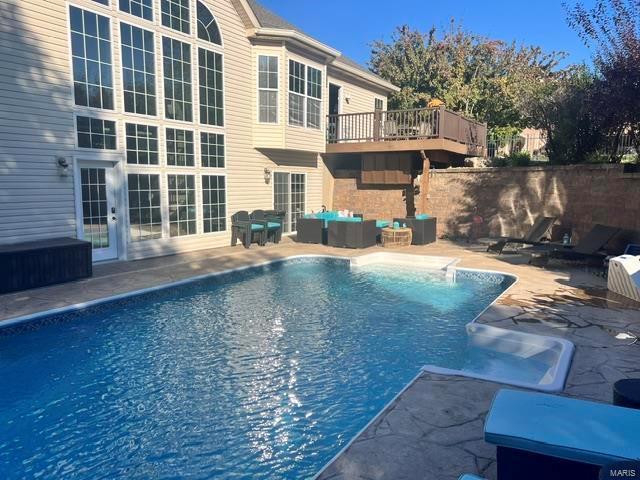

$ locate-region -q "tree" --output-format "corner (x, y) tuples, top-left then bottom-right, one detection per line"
(565, 0), (640, 161)
(369, 22), (565, 132)
(519, 66), (603, 164)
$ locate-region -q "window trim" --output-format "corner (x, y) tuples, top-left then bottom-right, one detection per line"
(124, 122), (160, 166)
(73, 112), (119, 151)
(166, 172), (198, 237)
(196, 0), (224, 47)
(161, 34), (194, 123)
(165, 126), (196, 167)
(118, 20), (158, 118)
(287, 57), (323, 130)
(118, 0), (155, 23)
(67, 3), (117, 113)
(160, 0), (191, 35)
(200, 173), (228, 235)
(125, 172), (164, 243)
(197, 46), (226, 128)
(199, 130), (226, 169)
(257, 54), (279, 125)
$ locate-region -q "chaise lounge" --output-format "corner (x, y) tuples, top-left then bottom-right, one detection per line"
(485, 389), (640, 480)
(520, 224), (620, 267)
(486, 216), (557, 254)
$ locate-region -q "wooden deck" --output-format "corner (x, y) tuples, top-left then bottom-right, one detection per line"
(326, 106), (487, 156)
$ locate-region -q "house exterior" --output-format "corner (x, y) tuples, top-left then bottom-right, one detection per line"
(0, 0), (397, 261)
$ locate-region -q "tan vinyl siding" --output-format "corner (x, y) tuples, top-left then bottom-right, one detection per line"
(328, 69), (388, 115)
(0, 0), (76, 244)
(0, 0), (385, 260)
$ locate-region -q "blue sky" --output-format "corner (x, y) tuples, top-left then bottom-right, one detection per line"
(257, 0), (594, 68)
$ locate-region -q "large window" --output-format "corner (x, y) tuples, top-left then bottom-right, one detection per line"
(167, 174), (196, 237)
(258, 55), (278, 123)
(119, 0), (153, 20)
(76, 116), (116, 150)
(196, 1), (222, 45)
(128, 173), (162, 241)
(161, 0), (190, 34)
(166, 128), (194, 166)
(202, 175), (226, 233)
(162, 37), (192, 122)
(288, 61), (322, 129)
(288, 60), (305, 127)
(306, 67), (322, 129)
(69, 6), (114, 110)
(198, 48), (224, 126)
(126, 123), (158, 164)
(201, 132), (224, 168)
(121, 23), (156, 115)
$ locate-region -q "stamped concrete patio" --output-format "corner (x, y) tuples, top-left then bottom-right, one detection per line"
(1, 239), (638, 479)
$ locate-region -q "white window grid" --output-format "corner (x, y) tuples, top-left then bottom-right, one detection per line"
(70, 5), (114, 110)
(121, 22), (157, 116)
(167, 173), (197, 237)
(201, 175), (226, 233)
(162, 36), (193, 122)
(161, 0), (190, 34)
(127, 173), (163, 241)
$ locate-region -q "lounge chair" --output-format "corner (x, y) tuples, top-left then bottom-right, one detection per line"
(521, 224), (620, 266)
(393, 215), (437, 245)
(486, 216), (557, 254)
(485, 389), (640, 480)
(230, 211), (266, 248)
(250, 209), (283, 244)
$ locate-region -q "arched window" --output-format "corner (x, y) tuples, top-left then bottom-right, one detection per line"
(197, 1), (222, 45)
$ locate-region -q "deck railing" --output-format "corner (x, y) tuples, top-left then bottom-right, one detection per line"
(326, 106), (487, 149)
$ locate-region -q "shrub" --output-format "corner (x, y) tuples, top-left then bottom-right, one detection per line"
(507, 151), (531, 166)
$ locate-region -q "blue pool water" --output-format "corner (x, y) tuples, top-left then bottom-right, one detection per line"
(0, 258), (514, 479)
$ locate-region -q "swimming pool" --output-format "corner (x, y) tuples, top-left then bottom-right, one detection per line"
(0, 256), (526, 478)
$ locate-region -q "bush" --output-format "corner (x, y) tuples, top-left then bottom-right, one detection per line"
(507, 151), (531, 166)
(490, 151), (531, 167)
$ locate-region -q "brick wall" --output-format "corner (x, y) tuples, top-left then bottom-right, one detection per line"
(331, 164), (640, 247)
(331, 170), (411, 220)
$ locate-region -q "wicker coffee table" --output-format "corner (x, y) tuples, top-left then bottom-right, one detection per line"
(381, 227), (412, 248)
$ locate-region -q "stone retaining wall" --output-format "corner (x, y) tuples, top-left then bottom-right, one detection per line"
(331, 164), (640, 246)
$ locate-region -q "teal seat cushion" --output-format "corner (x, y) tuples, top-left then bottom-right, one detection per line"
(485, 389), (640, 465)
(335, 217), (362, 223)
(251, 224), (265, 231)
(458, 475), (486, 480)
(416, 214), (430, 220)
(267, 222), (281, 229)
(376, 220), (390, 228)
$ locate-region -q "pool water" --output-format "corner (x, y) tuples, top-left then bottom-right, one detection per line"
(0, 258), (514, 479)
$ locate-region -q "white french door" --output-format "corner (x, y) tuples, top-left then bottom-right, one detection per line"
(273, 172), (306, 233)
(76, 161), (119, 261)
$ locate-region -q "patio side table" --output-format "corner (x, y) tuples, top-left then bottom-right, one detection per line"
(381, 227), (412, 248)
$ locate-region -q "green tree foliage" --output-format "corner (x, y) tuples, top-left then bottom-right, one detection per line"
(519, 66), (603, 164)
(565, 0), (640, 160)
(369, 22), (565, 132)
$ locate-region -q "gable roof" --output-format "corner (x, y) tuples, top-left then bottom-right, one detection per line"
(245, 0), (395, 90)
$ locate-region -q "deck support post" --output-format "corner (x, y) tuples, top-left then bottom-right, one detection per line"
(419, 150), (431, 215)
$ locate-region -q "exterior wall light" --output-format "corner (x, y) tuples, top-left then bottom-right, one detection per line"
(264, 167), (272, 184)
(56, 156), (70, 177)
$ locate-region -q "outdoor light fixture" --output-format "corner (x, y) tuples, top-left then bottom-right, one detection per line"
(264, 167), (272, 184)
(56, 156), (70, 176)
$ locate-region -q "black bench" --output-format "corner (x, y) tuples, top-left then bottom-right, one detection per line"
(0, 237), (92, 294)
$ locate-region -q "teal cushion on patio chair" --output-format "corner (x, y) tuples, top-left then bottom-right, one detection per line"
(416, 214), (430, 220)
(335, 217), (362, 223)
(458, 475), (486, 480)
(376, 220), (390, 228)
(485, 389), (640, 466)
(267, 222), (281, 229)
(251, 224), (265, 231)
